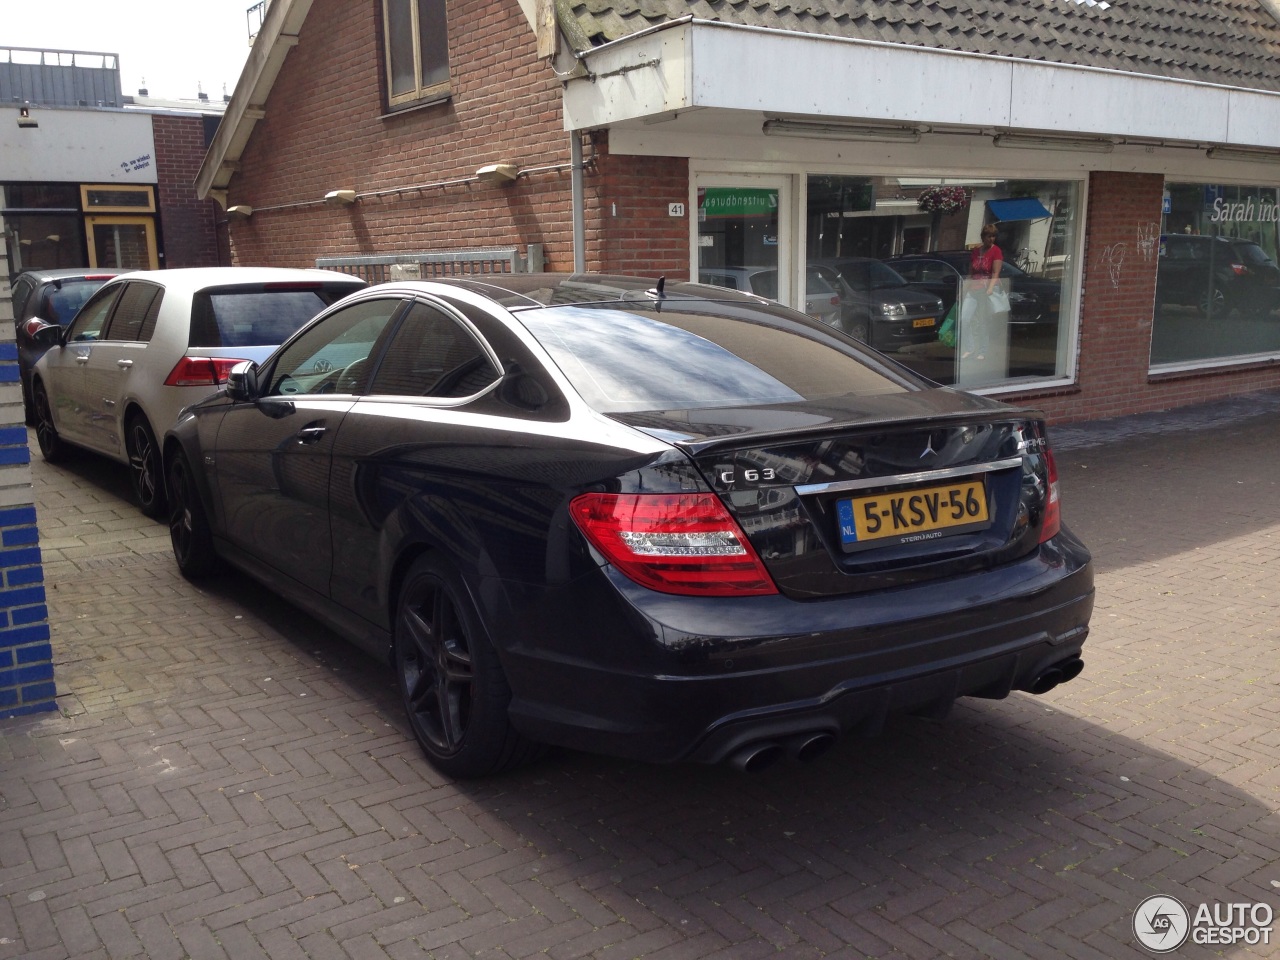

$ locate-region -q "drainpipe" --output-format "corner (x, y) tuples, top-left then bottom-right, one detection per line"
(571, 131), (586, 273)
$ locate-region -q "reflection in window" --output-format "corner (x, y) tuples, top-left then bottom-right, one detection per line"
(1152, 182), (1280, 367)
(383, 0), (450, 106)
(805, 175), (1078, 390)
(520, 305), (908, 414)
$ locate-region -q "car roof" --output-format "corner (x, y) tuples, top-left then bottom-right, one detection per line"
(16, 267), (126, 283)
(96, 266), (366, 294)
(356, 273), (777, 310)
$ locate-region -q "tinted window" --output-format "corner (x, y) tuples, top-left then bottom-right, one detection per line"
(42, 279), (109, 326)
(1235, 242), (1273, 265)
(369, 302), (500, 398)
(269, 298), (403, 396)
(520, 303), (910, 413)
(11, 276), (35, 320)
(190, 283), (361, 349)
(66, 286), (122, 342)
(103, 282), (162, 342)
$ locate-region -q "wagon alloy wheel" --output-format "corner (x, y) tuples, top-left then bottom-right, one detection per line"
(166, 451), (220, 578)
(127, 416), (166, 518)
(32, 382), (67, 463)
(393, 557), (539, 778)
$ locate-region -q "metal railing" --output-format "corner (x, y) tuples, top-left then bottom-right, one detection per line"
(316, 245), (545, 284)
(1, 47), (123, 108)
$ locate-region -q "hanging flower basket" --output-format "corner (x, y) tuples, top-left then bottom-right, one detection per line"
(917, 186), (969, 214)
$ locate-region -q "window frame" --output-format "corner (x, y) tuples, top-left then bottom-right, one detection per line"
(382, 0), (451, 109)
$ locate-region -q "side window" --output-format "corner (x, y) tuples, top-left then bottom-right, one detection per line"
(66, 286), (122, 342)
(268, 298), (404, 397)
(12, 277), (35, 320)
(368, 301), (500, 399)
(102, 282), (162, 342)
(383, 0), (450, 108)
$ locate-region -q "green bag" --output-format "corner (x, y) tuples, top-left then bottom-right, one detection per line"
(938, 304), (957, 348)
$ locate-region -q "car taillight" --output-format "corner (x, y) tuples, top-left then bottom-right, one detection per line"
(1039, 448), (1061, 543)
(164, 357), (246, 387)
(1231, 263), (1248, 276)
(569, 492), (778, 596)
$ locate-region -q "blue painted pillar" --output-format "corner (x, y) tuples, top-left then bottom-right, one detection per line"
(0, 237), (55, 717)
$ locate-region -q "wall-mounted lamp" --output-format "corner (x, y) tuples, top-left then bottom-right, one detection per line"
(1205, 145), (1279, 163)
(226, 205), (254, 220)
(17, 106), (37, 129)
(475, 163), (520, 184)
(762, 119), (923, 143)
(324, 189), (357, 207)
(992, 133), (1115, 154)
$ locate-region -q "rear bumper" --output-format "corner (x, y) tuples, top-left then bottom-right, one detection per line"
(495, 536), (1093, 764)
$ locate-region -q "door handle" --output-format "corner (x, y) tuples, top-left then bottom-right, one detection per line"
(117, 359), (134, 369)
(296, 425), (326, 444)
(75, 355), (90, 364)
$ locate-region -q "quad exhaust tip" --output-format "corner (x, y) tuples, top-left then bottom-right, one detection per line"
(728, 730), (838, 772)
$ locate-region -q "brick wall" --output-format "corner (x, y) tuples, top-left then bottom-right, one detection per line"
(153, 114), (224, 268)
(0, 239), (53, 718)
(223, 0), (694, 278)
(228, 0), (576, 269)
(588, 134), (690, 278)
(1004, 171), (1280, 424)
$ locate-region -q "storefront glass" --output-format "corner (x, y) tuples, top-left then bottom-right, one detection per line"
(1152, 182), (1280, 366)
(804, 175), (1079, 389)
(696, 180), (790, 305)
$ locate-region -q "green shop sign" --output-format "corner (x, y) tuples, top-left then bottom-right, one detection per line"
(699, 188), (778, 218)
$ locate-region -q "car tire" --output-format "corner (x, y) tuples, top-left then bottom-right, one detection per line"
(394, 555), (541, 778)
(32, 381), (69, 463)
(166, 450), (222, 579)
(126, 414), (166, 518)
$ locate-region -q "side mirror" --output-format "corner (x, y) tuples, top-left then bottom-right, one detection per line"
(225, 361), (260, 402)
(24, 317), (63, 348)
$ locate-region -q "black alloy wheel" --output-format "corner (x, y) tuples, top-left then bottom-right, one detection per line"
(394, 556), (539, 778)
(127, 415), (166, 518)
(166, 451), (221, 578)
(32, 381), (67, 463)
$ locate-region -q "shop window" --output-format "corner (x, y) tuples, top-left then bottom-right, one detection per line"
(804, 175), (1079, 390)
(1152, 182), (1280, 367)
(383, 0), (450, 108)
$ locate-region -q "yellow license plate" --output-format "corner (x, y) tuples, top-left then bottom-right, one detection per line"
(913, 317), (936, 328)
(837, 479), (989, 550)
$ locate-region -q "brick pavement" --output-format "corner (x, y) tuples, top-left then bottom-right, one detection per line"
(2, 398), (1280, 959)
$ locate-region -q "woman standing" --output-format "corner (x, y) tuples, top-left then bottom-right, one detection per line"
(962, 224), (1004, 361)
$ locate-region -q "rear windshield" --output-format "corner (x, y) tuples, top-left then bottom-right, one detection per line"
(518, 303), (912, 413)
(42, 280), (108, 326)
(1234, 242), (1274, 265)
(189, 284), (360, 348)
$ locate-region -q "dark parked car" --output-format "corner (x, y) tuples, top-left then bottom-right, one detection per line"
(884, 251), (1062, 328)
(1155, 234), (1280, 317)
(11, 267), (124, 423)
(808, 258), (944, 348)
(164, 275), (1093, 778)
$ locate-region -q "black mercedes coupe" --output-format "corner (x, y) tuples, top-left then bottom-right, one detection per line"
(162, 275), (1093, 777)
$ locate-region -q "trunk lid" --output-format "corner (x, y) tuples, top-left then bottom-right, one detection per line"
(609, 388), (1055, 599)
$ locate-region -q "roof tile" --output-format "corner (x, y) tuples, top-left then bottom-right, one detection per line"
(565, 0), (1280, 91)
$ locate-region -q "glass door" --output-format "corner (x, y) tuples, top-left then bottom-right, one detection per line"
(85, 216), (159, 270)
(693, 174), (793, 310)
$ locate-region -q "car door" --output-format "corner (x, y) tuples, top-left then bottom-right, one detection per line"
(78, 281), (163, 457)
(39, 284), (123, 446)
(214, 296), (407, 595)
(327, 298), (505, 626)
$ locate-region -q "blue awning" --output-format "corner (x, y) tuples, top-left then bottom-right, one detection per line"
(986, 197), (1053, 221)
